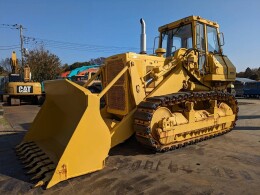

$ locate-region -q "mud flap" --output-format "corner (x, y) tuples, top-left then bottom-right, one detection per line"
(16, 79), (111, 188)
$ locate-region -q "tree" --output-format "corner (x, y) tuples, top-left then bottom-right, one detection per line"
(69, 61), (91, 71)
(60, 63), (70, 72)
(62, 57), (106, 72)
(249, 74), (259, 80)
(90, 57), (105, 65)
(236, 67), (260, 81)
(0, 57), (12, 74)
(236, 71), (244, 78)
(25, 47), (62, 82)
(244, 67), (253, 78)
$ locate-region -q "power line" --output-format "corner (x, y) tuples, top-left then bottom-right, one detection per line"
(25, 36), (139, 49)
(2, 25), (153, 54)
(0, 23), (26, 29)
(0, 46), (20, 50)
(24, 36), (153, 53)
(0, 44), (20, 48)
(0, 24), (26, 66)
(0, 26), (15, 29)
(0, 24), (18, 27)
(0, 24), (20, 50)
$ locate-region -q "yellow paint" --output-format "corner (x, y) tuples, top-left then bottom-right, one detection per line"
(8, 82), (42, 95)
(17, 15), (237, 188)
(6, 51), (43, 102)
(23, 79), (111, 188)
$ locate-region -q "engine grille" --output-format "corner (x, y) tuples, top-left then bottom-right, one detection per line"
(105, 59), (127, 114)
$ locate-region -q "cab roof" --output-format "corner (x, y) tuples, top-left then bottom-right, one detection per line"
(158, 15), (219, 32)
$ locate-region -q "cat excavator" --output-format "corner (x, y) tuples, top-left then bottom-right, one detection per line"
(6, 51), (42, 105)
(16, 16), (238, 188)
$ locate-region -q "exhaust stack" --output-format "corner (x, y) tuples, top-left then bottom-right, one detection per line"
(140, 18), (146, 54)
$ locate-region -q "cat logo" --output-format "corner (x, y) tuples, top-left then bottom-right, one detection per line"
(17, 86), (33, 93)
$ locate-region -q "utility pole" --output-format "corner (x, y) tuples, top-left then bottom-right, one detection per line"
(18, 24), (24, 67)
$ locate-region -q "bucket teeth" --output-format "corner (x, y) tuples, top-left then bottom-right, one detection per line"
(27, 159), (52, 174)
(16, 141), (57, 188)
(22, 152), (46, 164)
(24, 156), (50, 168)
(31, 164), (55, 180)
(17, 145), (38, 156)
(16, 142), (34, 153)
(34, 172), (53, 188)
(19, 148), (42, 160)
(15, 141), (26, 149)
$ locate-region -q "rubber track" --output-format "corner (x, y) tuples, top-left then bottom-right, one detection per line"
(134, 91), (238, 152)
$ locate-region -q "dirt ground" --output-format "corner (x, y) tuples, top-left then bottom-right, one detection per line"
(0, 99), (259, 195)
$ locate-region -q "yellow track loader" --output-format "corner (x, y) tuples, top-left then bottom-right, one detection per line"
(16, 16), (238, 188)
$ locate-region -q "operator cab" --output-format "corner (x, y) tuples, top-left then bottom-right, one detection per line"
(9, 73), (22, 82)
(158, 15), (224, 74)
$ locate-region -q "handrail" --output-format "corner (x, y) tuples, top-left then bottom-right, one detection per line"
(98, 65), (129, 98)
(82, 67), (102, 88)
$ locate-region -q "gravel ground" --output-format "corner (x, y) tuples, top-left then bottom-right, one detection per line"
(0, 99), (259, 195)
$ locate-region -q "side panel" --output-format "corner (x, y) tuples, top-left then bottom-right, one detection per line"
(222, 56), (236, 80)
(147, 66), (188, 98)
(204, 54), (236, 82)
(8, 82), (42, 95)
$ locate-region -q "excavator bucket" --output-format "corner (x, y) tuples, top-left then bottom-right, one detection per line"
(15, 79), (111, 188)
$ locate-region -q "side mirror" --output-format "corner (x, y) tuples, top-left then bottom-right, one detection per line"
(219, 32), (225, 46)
(153, 36), (159, 54)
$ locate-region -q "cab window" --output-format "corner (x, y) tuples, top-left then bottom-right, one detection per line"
(207, 26), (220, 53)
(161, 24), (193, 57)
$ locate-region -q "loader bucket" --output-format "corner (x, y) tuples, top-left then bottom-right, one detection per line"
(16, 79), (111, 188)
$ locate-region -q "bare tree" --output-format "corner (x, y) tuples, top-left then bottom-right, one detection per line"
(0, 57), (12, 74)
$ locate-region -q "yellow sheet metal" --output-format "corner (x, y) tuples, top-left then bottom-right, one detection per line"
(18, 79), (111, 188)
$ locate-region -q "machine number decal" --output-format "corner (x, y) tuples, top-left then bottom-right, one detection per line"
(17, 86), (33, 93)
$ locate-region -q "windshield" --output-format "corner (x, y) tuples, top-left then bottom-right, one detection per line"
(207, 26), (220, 53)
(161, 24), (193, 57)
